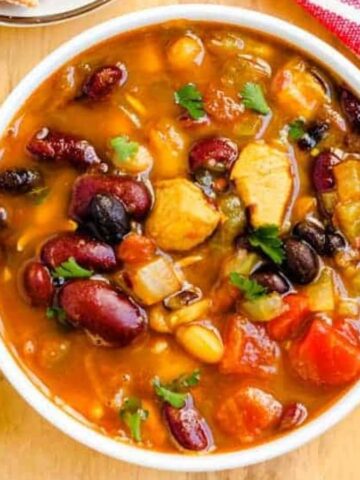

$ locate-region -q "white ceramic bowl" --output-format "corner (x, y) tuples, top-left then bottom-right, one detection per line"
(0, 4), (360, 472)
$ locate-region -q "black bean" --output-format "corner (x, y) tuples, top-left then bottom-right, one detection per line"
(324, 229), (346, 256)
(283, 237), (319, 285)
(85, 194), (130, 244)
(293, 220), (327, 255)
(251, 267), (290, 294)
(298, 122), (329, 151)
(0, 168), (42, 194)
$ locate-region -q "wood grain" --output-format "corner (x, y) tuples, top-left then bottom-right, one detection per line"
(0, 1), (359, 478)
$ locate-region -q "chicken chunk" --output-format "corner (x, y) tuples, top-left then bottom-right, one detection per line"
(231, 141), (293, 228)
(146, 179), (220, 251)
(272, 60), (328, 120)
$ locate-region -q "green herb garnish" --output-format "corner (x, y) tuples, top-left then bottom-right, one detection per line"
(230, 272), (266, 301)
(174, 83), (205, 120)
(249, 224), (285, 264)
(240, 82), (270, 115)
(52, 257), (93, 279)
(152, 377), (187, 408)
(119, 397), (148, 442)
(288, 119), (306, 140)
(46, 306), (67, 324)
(152, 370), (201, 409)
(27, 186), (50, 205)
(169, 369), (201, 391)
(111, 135), (139, 162)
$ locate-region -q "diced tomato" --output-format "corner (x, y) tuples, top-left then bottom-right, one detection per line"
(334, 317), (360, 347)
(204, 84), (244, 123)
(289, 319), (360, 387)
(220, 315), (280, 377)
(267, 294), (310, 342)
(216, 386), (283, 442)
(211, 280), (240, 314)
(116, 234), (156, 264)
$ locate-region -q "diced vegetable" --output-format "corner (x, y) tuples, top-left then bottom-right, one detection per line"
(211, 194), (246, 248)
(241, 293), (284, 322)
(337, 298), (359, 318)
(167, 34), (204, 70)
(231, 141), (293, 227)
(334, 159), (360, 202)
(289, 319), (360, 386)
(116, 234), (156, 265)
(176, 322), (224, 364)
(335, 200), (360, 246)
(335, 317), (360, 347)
(221, 249), (260, 278)
(272, 60), (327, 119)
(146, 179), (220, 251)
(303, 267), (335, 312)
(293, 195), (317, 222)
(148, 119), (188, 179)
(220, 315), (280, 377)
(126, 256), (182, 305)
(267, 294), (310, 341)
(216, 386), (282, 442)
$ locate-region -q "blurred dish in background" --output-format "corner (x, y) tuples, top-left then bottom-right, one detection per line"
(0, 0), (114, 26)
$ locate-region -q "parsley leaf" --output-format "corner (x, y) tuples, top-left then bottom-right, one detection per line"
(288, 119), (306, 141)
(169, 369), (201, 391)
(174, 84), (205, 120)
(152, 377), (187, 409)
(52, 257), (93, 279)
(27, 186), (50, 205)
(249, 225), (285, 264)
(111, 135), (139, 162)
(230, 272), (266, 301)
(46, 306), (67, 324)
(240, 82), (270, 115)
(119, 397), (148, 442)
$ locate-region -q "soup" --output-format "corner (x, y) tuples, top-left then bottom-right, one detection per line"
(0, 20), (359, 454)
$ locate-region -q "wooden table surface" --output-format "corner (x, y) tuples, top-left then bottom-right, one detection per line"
(1, 1), (359, 479)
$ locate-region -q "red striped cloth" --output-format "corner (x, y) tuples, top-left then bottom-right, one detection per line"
(296, 0), (360, 55)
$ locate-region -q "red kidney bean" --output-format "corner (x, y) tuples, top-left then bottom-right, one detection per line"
(312, 151), (341, 192)
(189, 137), (238, 173)
(340, 87), (360, 132)
(279, 402), (308, 431)
(59, 279), (146, 346)
(23, 261), (54, 306)
(82, 64), (127, 100)
(163, 395), (213, 452)
(41, 233), (117, 271)
(0, 168), (42, 194)
(69, 174), (152, 221)
(27, 128), (101, 170)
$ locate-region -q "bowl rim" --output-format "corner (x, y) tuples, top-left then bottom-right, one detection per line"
(0, 4), (360, 472)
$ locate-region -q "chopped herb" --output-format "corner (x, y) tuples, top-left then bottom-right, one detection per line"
(230, 272), (266, 301)
(111, 135), (139, 162)
(169, 369), (201, 391)
(288, 119), (306, 141)
(52, 257), (93, 279)
(240, 82), (270, 115)
(174, 83), (205, 120)
(249, 224), (285, 264)
(119, 396), (148, 442)
(27, 186), (50, 205)
(46, 306), (67, 324)
(152, 377), (187, 409)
